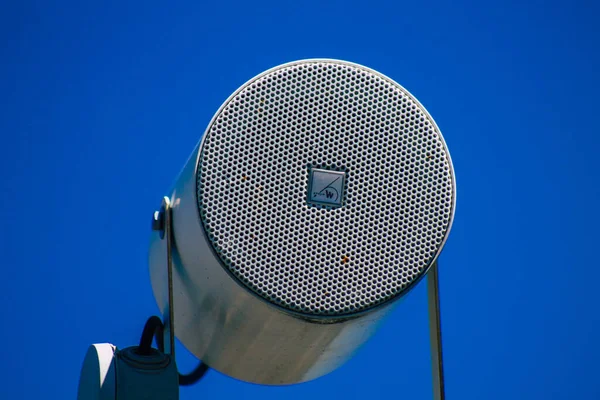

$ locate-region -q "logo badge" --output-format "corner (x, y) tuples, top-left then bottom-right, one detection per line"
(308, 168), (346, 207)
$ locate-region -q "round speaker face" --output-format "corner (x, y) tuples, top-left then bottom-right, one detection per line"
(196, 60), (455, 317)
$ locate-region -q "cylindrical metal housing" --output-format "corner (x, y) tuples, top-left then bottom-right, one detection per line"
(149, 59), (456, 385)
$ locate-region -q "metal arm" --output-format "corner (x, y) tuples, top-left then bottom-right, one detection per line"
(152, 196), (177, 356)
(163, 197), (176, 356)
(427, 260), (445, 400)
(151, 197), (209, 386)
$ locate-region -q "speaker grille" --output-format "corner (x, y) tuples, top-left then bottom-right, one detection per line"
(196, 60), (455, 316)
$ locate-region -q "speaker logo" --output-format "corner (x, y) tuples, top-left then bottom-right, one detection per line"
(308, 168), (346, 207)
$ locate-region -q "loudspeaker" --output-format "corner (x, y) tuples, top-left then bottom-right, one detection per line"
(149, 59), (456, 385)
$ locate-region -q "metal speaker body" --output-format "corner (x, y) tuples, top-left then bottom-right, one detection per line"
(149, 59), (456, 385)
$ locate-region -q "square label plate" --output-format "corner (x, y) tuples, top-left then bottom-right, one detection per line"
(308, 168), (346, 207)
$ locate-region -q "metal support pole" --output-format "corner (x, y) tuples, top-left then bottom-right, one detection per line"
(427, 260), (445, 400)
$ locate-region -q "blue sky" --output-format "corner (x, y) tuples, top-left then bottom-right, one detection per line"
(1, 1), (599, 399)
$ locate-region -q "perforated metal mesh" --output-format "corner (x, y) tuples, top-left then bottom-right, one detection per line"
(196, 60), (455, 316)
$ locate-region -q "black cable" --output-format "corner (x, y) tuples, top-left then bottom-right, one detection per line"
(179, 362), (209, 386)
(138, 316), (209, 386)
(138, 315), (164, 355)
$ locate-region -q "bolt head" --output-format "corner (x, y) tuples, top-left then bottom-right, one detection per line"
(152, 210), (164, 232)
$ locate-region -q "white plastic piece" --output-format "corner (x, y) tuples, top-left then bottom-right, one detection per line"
(77, 343), (117, 400)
